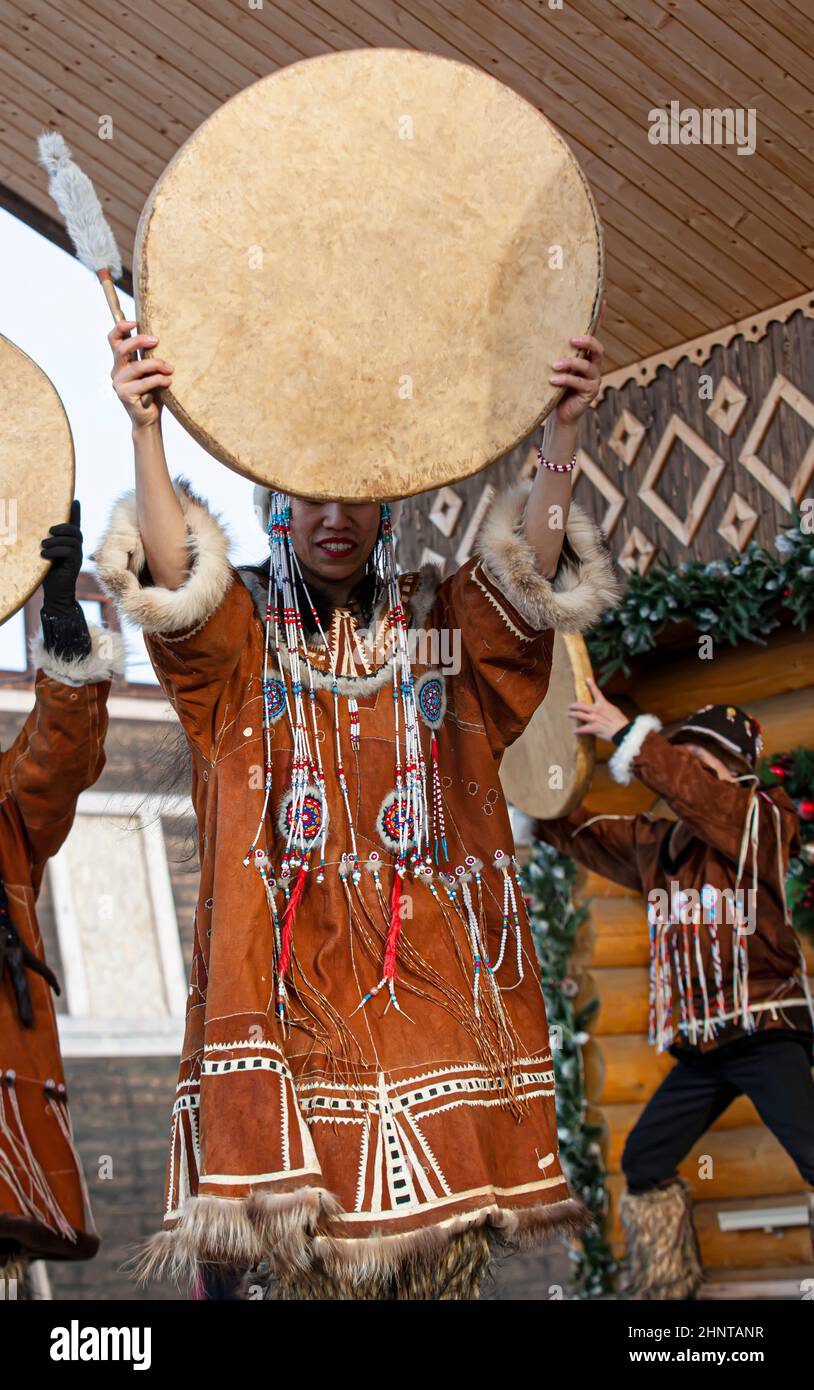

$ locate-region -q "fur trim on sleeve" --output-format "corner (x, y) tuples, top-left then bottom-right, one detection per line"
(608, 714), (663, 785)
(474, 482), (621, 633)
(29, 624), (127, 687)
(91, 477), (233, 637)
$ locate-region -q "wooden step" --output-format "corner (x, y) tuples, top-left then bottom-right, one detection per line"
(695, 1197), (812, 1271)
(698, 1263), (814, 1300)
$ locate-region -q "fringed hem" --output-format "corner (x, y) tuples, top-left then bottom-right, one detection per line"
(267, 1196), (590, 1300)
(313, 1194), (590, 1281)
(127, 1186), (340, 1287)
(131, 1185), (589, 1297)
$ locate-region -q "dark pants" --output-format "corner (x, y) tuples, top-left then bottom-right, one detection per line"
(622, 1034), (814, 1192)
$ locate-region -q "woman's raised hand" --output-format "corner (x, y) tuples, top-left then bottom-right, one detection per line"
(109, 320), (174, 431)
(550, 298), (606, 427)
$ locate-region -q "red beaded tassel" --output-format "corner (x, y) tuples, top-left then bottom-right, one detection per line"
(384, 869), (404, 982)
(277, 860), (308, 1011)
(351, 860), (413, 1020)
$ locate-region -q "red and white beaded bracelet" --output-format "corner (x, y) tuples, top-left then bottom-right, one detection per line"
(536, 448), (577, 473)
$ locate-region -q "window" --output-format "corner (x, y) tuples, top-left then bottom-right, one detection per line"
(50, 790), (192, 1057)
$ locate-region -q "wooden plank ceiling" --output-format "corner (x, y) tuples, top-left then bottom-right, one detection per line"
(1, 0), (813, 372)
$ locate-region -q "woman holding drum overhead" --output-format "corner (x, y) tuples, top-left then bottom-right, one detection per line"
(93, 304), (618, 1300)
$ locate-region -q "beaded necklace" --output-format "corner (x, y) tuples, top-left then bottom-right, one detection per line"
(241, 492), (526, 1045)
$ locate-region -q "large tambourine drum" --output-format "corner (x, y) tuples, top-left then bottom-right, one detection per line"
(135, 48), (603, 501)
(500, 632), (596, 820)
(0, 335), (75, 624)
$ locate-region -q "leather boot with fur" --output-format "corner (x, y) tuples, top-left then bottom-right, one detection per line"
(619, 1180), (703, 1300)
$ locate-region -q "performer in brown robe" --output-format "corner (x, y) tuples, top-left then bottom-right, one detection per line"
(1, 502), (125, 1294)
(93, 308), (620, 1299)
(534, 681), (814, 1299)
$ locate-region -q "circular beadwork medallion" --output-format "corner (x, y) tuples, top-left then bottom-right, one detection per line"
(277, 785), (328, 844)
(376, 791), (417, 853)
(264, 677), (287, 723)
(415, 669), (446, 730)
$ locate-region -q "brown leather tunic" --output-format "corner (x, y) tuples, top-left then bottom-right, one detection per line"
(0, 627), (124, 1263)
(94, 477), (619, 1284)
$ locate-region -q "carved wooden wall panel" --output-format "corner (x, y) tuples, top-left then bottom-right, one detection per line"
(398, 309), (814, 577)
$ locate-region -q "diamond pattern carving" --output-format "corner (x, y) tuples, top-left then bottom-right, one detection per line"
(707, 375), (748, 436)
(429, 486), (463, 538)
(573, 448), (625, 537)
(419, 545), (447, 572)
(717, 493), (758, 552)
(619, 527), (657, 575)
(738, 374), (814, 512)
(455, 485), (496, 566)
(638, 414), (726, 547)
(609, 408), (646, 467)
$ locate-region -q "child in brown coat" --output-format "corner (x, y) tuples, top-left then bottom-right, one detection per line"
(534, 680), (814, 1299)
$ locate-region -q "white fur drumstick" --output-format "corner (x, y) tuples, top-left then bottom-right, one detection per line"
(36, 131), (152, 406)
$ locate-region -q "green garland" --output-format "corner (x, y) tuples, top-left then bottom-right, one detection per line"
(522, 840), (616, 1299)
(586, 512), (814, 681)
(759, 747), (814, 941)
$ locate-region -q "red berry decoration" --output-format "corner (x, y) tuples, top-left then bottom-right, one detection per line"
(798, 798), (814, 822)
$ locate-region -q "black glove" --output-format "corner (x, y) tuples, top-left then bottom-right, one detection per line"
(39, 498), (92, 660)
(41, 498), (84, 617)
(0, 879), (61, 1028)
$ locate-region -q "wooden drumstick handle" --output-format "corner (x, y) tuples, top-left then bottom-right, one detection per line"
(97, 268), (154, 410)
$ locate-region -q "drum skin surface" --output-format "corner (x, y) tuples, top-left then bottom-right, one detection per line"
(135, 48), (603, 500)
(500, 631), (596, 820)
(0, 335), (75, 623)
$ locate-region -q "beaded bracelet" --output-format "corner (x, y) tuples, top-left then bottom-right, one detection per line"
(536, 448), (577, 473)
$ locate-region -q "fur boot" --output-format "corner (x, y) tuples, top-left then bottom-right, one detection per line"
(619, 1180), (703, 1300)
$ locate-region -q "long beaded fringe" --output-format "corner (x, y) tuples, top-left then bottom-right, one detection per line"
(646, 787), (814, 1052)
(240, 494), (525, 1066)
